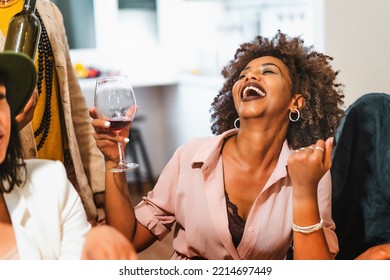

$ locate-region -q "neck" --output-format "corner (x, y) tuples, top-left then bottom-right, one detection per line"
(0, 194), (12, 224)
(233, 124), (287, 163)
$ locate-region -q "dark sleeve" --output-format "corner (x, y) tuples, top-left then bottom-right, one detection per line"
(331, 93), (390, 259)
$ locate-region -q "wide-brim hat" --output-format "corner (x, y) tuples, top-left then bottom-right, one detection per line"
(0, 51), (37, 115)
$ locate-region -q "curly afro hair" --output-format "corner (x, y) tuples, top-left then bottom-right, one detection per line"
(210, 31), (345, 149)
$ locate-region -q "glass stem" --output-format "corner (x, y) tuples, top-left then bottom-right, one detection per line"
(118, 141), (126, 164)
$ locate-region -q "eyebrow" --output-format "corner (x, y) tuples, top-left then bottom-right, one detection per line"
(261, 63), (282, 72)
(241, 62), (283, 73)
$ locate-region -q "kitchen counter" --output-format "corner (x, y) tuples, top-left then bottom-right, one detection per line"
(79, 72), (178, 108)
(79, 72), (223, 108)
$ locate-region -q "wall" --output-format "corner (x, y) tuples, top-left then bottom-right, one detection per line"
(156, 0), (227, 76)
(125, 86), (171, 182)
(324, 0), (390, 107)
(156, 0), (319, 75)
(163, 75), (223, 153)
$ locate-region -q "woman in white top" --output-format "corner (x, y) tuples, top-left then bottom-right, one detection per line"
(0, 51), (91, 259)
(0, 50), (138, 260)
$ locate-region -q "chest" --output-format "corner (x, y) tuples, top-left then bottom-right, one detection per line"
(223, 160), (276, 221)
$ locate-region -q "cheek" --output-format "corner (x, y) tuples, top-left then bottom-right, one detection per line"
(232, 82), (241, 101)
(270, 80), (292, 102)
(6, 115), (11, 137)
(1, 112), (11, 145)
(0, 133), (10, 164)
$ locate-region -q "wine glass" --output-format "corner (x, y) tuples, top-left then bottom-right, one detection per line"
(94, 75), (139, 172)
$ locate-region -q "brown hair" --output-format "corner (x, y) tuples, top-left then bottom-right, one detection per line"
(210, 31), (345, 149)
(0, 79), (26, 193)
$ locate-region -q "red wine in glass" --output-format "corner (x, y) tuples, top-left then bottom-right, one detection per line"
(94, 75), (139, 172)
(109, 117), (132, 131)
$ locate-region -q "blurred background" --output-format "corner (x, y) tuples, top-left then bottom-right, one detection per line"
(52, 0), (390, 184)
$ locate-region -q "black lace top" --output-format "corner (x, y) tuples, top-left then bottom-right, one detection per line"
(225, 191), (246, 248)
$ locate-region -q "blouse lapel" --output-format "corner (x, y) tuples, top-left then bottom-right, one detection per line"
(204, 157), (241, 259)
(194, 130), (241, 259)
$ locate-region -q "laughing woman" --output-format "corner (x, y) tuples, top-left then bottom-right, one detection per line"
(91, 31), (344, 259)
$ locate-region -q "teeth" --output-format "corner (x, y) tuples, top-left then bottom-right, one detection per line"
(243, 86), (265, 98)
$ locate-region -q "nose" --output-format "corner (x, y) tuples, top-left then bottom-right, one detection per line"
(244, 71), (261, 81)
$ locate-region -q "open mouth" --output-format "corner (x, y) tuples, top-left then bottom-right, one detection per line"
(241, 82), (266, 101)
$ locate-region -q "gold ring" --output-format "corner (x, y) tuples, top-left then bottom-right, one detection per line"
(314, 146), (324, 152)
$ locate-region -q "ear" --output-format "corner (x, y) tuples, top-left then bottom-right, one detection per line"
(289, 93), (305, 111)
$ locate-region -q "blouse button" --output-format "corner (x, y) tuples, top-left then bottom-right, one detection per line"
(248, 226), (254, 232)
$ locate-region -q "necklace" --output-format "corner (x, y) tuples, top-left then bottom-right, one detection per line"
(33, 10), (54, 151)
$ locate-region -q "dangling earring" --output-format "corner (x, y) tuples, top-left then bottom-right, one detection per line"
(234, 118), (240, 129)
(289, 109), (300, 122)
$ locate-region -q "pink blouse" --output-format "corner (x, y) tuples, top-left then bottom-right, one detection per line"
(135, 129), (339, 259)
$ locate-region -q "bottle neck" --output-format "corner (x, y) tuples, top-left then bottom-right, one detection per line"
(22, 0), (37, 12)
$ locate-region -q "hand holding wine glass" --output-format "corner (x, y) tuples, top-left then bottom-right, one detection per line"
(94, 75), (139, 172)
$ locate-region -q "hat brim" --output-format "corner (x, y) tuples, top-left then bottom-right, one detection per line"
(0, 51), (37, 115)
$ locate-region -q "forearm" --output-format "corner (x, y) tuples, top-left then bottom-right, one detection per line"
(104, 161), (136, 241)
(292, 192), (333, 260)
(355, 244), (390, 260)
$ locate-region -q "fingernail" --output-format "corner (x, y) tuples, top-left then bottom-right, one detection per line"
(104, 121), (110, 127)
(124, 138), (129, 143)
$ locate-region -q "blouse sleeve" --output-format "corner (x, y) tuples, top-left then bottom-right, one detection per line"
(134, 148), (181, 240)
(317, 170), (339, 256)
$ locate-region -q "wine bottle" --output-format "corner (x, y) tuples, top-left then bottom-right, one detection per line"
(4, 0), (41, 60)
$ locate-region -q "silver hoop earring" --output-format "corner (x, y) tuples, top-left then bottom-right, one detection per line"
(234, 118), (240, 129)
(289, 109), (300, 122)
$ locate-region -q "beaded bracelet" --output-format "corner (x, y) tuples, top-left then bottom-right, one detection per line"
(292, 219), (323, 234)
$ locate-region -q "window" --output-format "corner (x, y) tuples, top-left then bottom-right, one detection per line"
(52, 0), (96, 49)
(118, 0), (156, 10)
